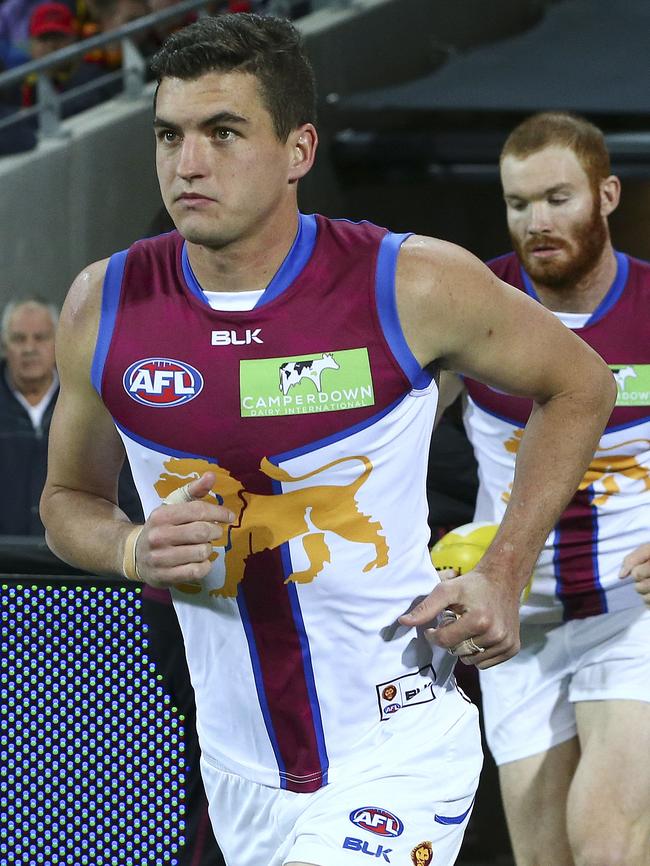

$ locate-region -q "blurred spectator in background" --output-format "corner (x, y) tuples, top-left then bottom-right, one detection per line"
(0, 0), (62, 48)
(0, 298), (58, 534)
(28, 1), (78, 58)
(0, 57), (37, 154)
(0, 297), (142, 533)
(147, 0), (199, 45)
(21, 1), (115, 115)
(0, 36), (29, 69)
(84, 0), (158, 69)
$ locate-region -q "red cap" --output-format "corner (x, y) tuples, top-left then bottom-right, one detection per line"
(29, 2), (77, 38)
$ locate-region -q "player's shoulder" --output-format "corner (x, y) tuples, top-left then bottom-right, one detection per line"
(398, 234), (500, 300)
(400, 234), (481, 273)
(59, 257), (110, 348)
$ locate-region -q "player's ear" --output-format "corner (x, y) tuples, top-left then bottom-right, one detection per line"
(599, 174), (620, 217)
(288, 124), (317, 182)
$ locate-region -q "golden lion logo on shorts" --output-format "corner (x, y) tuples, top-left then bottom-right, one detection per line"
(411, 841), (434, 865)
(154, 454), (388, 597)
(502, 430), (650, 507)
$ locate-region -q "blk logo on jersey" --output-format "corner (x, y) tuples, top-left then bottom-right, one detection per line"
(349, 807), (404, 838)
(123, 358), (204, 407)
(342, 837), (392, 861)
(211, 329), (263, 346)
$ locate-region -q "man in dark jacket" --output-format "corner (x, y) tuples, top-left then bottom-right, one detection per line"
(0, 298), (59, 534)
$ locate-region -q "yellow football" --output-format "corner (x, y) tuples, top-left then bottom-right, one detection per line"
(430, 522), (499, 574)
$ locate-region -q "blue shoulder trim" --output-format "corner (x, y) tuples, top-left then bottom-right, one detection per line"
(91, 250), (127, 395)
(375, 232), (432, 390)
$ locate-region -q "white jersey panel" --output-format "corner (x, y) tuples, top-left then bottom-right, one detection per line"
(464, 396), (646, 624)
(118, 382), (464, 788)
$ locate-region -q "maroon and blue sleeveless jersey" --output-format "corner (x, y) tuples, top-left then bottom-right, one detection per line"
(464, 250), (650, 623)
(92, 213), (469, 792)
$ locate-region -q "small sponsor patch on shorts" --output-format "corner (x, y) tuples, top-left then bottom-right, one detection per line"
(376, 666), (435, 721)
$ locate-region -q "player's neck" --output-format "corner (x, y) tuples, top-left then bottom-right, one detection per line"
(185, 208), (300, 294)
(530, 243), (618, 314)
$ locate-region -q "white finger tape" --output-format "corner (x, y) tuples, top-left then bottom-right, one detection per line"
(163, 484), (193, 505)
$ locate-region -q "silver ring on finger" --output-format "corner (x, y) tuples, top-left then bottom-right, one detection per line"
(467, 638), (485, 654)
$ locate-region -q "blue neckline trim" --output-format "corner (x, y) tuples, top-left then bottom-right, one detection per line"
(256, 213), (317, 307)
(521, 251), (628, 327)
(180, 213), (318, 308)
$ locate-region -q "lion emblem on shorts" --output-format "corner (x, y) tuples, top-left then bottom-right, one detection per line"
(154, 454), (388, 597)
(411, 841), (434, 865)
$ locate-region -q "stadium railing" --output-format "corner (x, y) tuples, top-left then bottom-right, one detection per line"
(0, 0), (358, 142)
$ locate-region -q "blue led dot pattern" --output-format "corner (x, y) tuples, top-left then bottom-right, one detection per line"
(0, 583), (187, 865)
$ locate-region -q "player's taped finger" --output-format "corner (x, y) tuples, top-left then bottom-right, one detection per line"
(163, 484), (194, 505)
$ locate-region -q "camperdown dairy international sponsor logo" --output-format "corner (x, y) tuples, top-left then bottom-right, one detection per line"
(611, 364), (650, 406)
(239, 348), (375, 417)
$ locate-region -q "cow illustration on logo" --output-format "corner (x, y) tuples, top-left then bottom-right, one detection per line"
(612, 365), (637, 392)
(279, 353), (340, 395)
(154, 454), (388, 597)
(411, 841), (434, 865)
(503, 429), (650, 507)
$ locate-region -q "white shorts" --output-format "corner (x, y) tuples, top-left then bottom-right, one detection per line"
(200, 695), (482, 866)
(479, 605), (650, 766)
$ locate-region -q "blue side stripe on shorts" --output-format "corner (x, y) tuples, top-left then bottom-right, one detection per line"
(434, 800), (474, 825)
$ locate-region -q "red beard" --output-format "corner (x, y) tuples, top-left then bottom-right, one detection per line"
(512, 198), (608, 289)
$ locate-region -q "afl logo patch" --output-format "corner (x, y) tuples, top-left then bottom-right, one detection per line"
(123, 358), (204, 407)
(349, 807), (404, 837)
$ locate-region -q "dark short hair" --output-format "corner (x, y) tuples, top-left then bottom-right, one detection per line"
(150, 13), (316, 141)
(500, 111), (611, 189)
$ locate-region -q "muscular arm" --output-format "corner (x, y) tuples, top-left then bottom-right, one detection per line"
(398, 237), (617, 666)
(40, 262), (232, 585)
